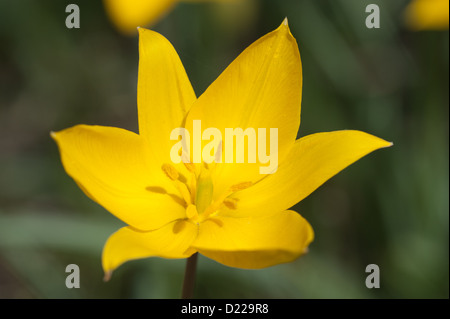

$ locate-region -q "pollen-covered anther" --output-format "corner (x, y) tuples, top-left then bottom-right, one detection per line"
(230, 181), (253, 192)
(223, 198), (238, 210)
(161, 163), (179, 181)
(161, 163), (192, 205)
(183, 161), (196, 174)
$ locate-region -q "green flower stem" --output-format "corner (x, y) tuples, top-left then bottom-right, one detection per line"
(181, 252), (198, 299)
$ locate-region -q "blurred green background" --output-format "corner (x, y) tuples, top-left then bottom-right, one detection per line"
(0, 0), (448, 298)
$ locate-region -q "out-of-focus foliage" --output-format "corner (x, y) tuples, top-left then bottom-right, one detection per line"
(0, 0), (448, 298)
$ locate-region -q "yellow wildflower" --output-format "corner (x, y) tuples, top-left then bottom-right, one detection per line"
(103, 0), (234, 34)
(404, 0), (449, 30)
(52, 20), (392, 279)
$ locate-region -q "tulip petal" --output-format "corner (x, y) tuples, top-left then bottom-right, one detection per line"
(52, 125), (186, 230)
(103, 0), (177, 34)
(102, 220), (198, 275)
(184, 20), (302, 196)
(193, 210), (313, 269)
(222, 130), (392, 218)
(137, 28), (197, 166)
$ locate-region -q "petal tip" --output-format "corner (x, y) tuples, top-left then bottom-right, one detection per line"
(380, 140), (394, 149)
(137, 26), (150, 36)
(103, 270), (112, 282)
(277, 17), (293, 36)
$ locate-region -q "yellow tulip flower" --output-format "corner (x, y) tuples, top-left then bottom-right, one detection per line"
(404, 0), (449, 30)
(103, 0), (234, 34)
(52, 20), (392, 280)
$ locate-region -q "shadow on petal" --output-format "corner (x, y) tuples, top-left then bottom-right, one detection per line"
(146, 186), (185, 207)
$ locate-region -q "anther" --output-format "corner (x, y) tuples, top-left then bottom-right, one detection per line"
(230, 181), (252, 192)
(202, 182), (251, 219)
(161, 163), (192, 206)
(161, 163), (179, 181)
(223, 198), (238, 210)
(183, 161), (196, 174)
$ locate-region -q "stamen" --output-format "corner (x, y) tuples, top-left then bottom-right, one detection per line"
(230, 181), (253, 192)
(223, 198), (237, 210)
(161, 163), (179, 181)
(189, 174), (197, 204)
(177, 182), (192, 206)
(161, 163), (191, 205)
(181, 152), (192, 166)
(183, 161), (196, 174)
(215, 140), (223, 163)
(180, 159), (197, 203)
(202, 181), (252, 219)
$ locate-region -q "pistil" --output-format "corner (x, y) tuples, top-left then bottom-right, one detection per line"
(195, 169), (213, 214)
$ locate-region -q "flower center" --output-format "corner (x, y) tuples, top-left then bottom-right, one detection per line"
(161, 162), (252, 224)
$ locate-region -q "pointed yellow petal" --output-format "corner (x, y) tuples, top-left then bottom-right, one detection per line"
(102, 220), (198, 275)
(51, 125), (186, 230)
(184, 20), (302, 196)
(223, 130), (392, 218)
(103, 0), (177, 34)
(404, 0), (449, 30)
(193, 211), (313, 269)
(137, 28), (196, 166)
